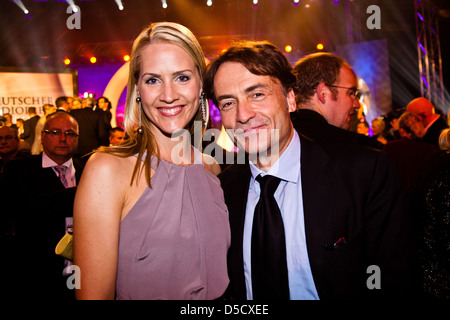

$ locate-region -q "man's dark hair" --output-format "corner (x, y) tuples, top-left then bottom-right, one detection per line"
(293, 52), (352, 105)
(55, 96), (68, 108)
(204, 40), (296, 106)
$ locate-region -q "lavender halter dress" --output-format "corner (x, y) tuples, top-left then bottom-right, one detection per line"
(116, 150), (230, 300)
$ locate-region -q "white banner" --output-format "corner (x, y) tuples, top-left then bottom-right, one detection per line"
(0, 68), (76, 121)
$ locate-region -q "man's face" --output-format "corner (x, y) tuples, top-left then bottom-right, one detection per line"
(213, 62), (296, 167)
(326, 67), (360, 130)
(0, 126), (19, 156)
(109, 130), (125, 146)
(42, 114), (79, 163)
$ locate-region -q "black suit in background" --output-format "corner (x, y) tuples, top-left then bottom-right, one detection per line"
(220, 115), (414, 300)
(70, 108), (109, 160)
(20, 115), (40, 148)
(291, 109), (384, 149)
(1, 154), (85, 300)
(423, 116), (449, 147)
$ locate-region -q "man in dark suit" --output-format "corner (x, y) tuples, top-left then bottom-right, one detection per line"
(1, 111), (85, 300)
(204, 41), (413, 300)
(291, 52), (384, 150)
(70, 101), (109, 161)
(20, 107), (40, 149)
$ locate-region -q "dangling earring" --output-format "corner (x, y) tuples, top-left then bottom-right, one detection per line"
(200, 92), (207, 128)
(136, 96), (144, 135)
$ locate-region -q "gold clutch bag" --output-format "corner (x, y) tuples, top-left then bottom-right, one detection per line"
(55, 233), (73, 261)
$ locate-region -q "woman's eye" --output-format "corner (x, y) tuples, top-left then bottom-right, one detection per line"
(177, 75), (190, 82)
(145, 77), (159, 85)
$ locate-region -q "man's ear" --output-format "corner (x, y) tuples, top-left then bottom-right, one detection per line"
(286, 88), (297, 112)
(316, 83), (328, 104)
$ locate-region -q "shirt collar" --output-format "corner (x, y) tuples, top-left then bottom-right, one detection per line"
(42, 152), (74, 169)
(249, 130), (301, 184)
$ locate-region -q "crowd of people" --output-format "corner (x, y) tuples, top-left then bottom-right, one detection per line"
(0, 21), (448, 301)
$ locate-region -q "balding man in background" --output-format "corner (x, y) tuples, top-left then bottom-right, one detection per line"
(406, 97), (449, 147)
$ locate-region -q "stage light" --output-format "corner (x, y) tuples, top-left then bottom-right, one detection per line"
(90, 57), (97, 63)
(123, 55), (130, 62)
(114, 0), (124, 11)
(66, 0), (78, 13)
(316, 43), (324, 50)
(13, 0), (29, 15)
(64, 58), (71, 65)
(253, 0), (258, 4)
(207, 0), (213, 6)
(161, 0), (167, 9)
(285, 45), (292, 53)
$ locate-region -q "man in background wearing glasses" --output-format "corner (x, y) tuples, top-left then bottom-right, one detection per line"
(1, 111), (85, 300)
(291, 52), (383, 149)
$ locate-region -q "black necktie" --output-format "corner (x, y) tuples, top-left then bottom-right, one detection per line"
(251, 174), (289, 300)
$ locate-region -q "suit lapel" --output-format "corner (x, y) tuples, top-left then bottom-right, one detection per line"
(220, 164), (251, 299)
(299, 134), (336, 298)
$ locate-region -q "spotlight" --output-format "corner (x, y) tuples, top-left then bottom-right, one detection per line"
(13, 0), (29, 15)
(66, 0), (78, 13)
(161, 0), (167, 9)
(90, 57), (97, 63)
(316, 43), (324, 50)
(285, 45), (292, 53)
(253, 0), (258, 4)
(123, 55), (130, 62)
(207, 0), (213, 6)
(114, 0), (124, 11)
(64, 58), (71, 65)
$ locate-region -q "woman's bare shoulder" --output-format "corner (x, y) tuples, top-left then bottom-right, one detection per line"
(81, 152), (138, 185)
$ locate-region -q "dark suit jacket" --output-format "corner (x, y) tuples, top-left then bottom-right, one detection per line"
(1, 153), (85, 300)
(70, 108), (109, 159)
(219, 119), (413, 300)
(291, 109), (384, 150)
(20, 115), (40, 148)
(423, 116), (449, 147)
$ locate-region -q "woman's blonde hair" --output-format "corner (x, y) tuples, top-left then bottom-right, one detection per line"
(98, 22), (209, 187)
(439, 128), (450, 153)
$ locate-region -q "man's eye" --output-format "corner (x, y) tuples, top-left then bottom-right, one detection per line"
(219, 101), (234, 111)
(252, 92), (265, 99)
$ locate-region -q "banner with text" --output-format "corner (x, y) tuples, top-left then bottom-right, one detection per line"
(0, 68), (76, 121)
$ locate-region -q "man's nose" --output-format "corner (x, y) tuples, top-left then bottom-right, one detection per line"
(236, 101), (256, 124)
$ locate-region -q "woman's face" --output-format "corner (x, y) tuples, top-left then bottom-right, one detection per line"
(136, 42), (202, 138)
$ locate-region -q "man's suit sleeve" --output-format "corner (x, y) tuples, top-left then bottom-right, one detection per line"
(364, 151), (415, 297)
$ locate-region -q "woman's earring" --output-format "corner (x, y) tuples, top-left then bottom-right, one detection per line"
(200, 92), (207, 128)
(136, 97), (144, 134)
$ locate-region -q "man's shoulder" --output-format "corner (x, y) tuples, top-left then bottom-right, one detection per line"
(218, 163), (250, 184)
(292, 110), (383, 150)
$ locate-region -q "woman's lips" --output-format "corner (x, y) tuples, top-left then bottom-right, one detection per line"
(157, 106), (184, 116)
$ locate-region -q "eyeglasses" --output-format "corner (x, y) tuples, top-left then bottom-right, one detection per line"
(43, 130), (79, 139)
(0, 135), (15, 142)
(325, 84), (362, 99)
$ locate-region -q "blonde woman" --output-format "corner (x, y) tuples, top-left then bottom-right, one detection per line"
(73, 22), (230, 300)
